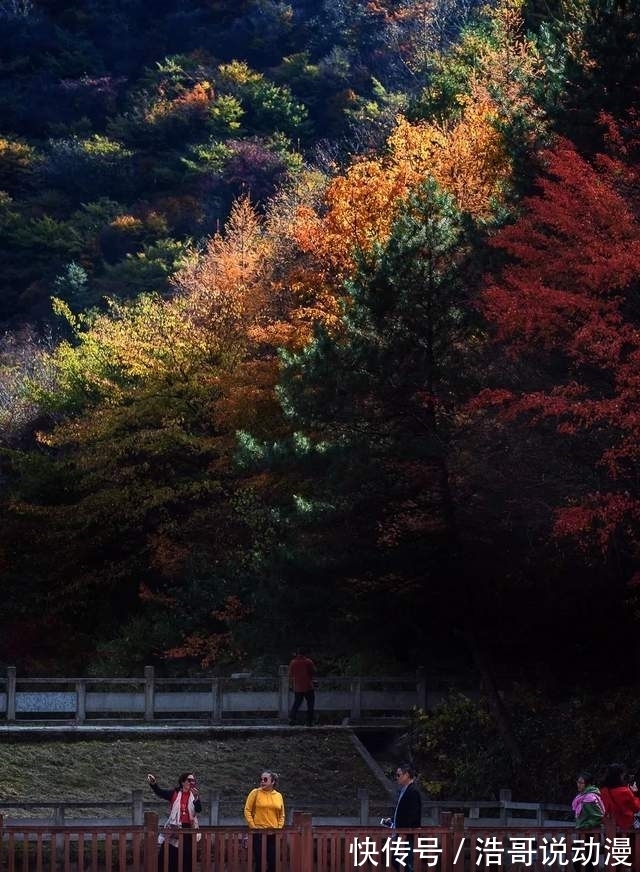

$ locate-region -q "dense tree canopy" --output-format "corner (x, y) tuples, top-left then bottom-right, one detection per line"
(0, 0), (639, 689)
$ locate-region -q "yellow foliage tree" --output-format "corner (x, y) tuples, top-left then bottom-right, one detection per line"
(389, 89), (512, 217)
(18, 196), (304, 667)
(172, 195), (274, 362)
(44, 196), (288, 441)
(294, 91), (512, 283)
(259, 170), (345, 342)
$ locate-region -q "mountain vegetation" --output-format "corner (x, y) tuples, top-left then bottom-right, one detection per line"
(0, 0), (638, 731)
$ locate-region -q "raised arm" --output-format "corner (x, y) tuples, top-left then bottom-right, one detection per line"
(146, 773), (174, 802)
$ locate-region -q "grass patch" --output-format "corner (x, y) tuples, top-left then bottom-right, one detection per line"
(0, 731), (393, 819)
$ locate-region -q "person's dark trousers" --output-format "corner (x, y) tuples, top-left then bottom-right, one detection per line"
(181, 828), (197, 872)
(252, 832), (276, 872)
(289, 690), (315, 725)
(157, 843), (171, 872)
(158, 828), (196, 872)
(391, 834), (415, 872)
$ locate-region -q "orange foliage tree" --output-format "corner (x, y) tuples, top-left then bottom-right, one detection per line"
(293, 94), (512, 291)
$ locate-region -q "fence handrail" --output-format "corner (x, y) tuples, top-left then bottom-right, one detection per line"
(0, 673), (426, 686)
(0, 789), (575, 828)
(0, 665), (464, 724)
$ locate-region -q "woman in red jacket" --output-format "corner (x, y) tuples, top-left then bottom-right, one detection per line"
(600, 763), (640, 830)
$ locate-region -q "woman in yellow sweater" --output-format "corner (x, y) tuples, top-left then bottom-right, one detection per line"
(244, 770), (285, 872)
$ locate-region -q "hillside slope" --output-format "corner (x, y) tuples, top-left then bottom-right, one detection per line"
(0, 730), (394, 821)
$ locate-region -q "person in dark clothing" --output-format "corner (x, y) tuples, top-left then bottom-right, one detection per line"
(384, 763), (422, 872)
(288, 650), (316, 726)
(147, 771), (201, 872)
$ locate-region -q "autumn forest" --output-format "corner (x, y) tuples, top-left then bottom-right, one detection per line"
(0, 0), (639, 705)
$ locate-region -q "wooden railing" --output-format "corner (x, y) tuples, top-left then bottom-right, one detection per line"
(0, 812), (635, 871)
(0, 666), (455, 724)
(0, 789), (575, 828)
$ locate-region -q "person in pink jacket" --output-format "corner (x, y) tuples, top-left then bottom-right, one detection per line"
(600, 763), (640, 830)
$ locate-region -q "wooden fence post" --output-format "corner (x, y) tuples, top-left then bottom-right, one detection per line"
(452, 813), (465, 872)
(439, 812), (452, 870)
(291, 812), (313, 872)
(144, 811), (158, 872)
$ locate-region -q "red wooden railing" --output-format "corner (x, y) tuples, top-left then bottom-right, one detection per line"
(0, 811), (636, 870)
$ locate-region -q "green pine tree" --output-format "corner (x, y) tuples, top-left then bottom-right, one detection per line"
(239, 178), (482, 665)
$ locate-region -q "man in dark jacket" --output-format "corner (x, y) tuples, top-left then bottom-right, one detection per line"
(390, 763), (422, 872)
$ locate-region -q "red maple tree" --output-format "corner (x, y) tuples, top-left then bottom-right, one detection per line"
(476, 121), (640, 574)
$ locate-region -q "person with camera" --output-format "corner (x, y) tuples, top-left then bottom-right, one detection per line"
(147, 771), (201, 872)
(381, 763), (422, 872)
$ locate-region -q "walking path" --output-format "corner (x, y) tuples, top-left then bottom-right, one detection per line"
(0, 722), (376, 735)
